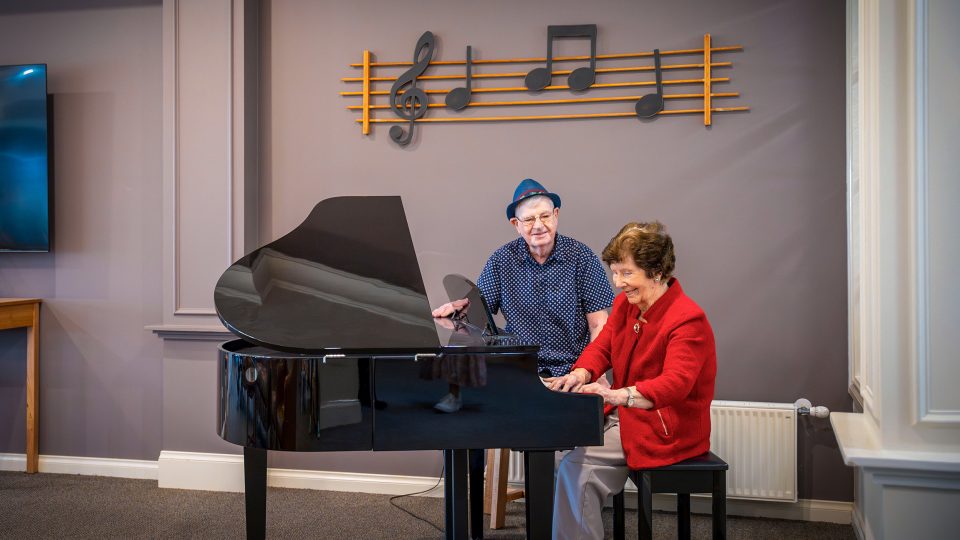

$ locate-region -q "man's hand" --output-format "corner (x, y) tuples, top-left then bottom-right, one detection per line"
(548, 368), (591, 393)
(435, 317), (456, 330)
(432, 298), (470, 318)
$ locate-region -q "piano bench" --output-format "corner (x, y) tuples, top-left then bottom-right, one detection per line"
(612, 451), (728, 540)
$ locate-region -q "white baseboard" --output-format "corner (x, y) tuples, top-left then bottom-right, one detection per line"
(3, 451), (851, 525)
(158, 451), (245, 491)
(0, 452), (157, 480)
(157, 450), (445, 497)
(1, 453), (31, 471)
(852, 505), (868, 540)
(269, 466), (444, 497)
(645, 493), (851, 524)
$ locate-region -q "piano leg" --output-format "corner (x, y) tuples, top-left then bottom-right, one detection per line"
(523, 450), (555, 540)
(468, 448), (484, 540)
(443, 449), (469, 540)
(244, 446), (267, 540)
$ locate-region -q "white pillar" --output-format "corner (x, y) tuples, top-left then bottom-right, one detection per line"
(835, 1), (960, 538)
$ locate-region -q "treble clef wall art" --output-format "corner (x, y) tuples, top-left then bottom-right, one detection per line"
(342, 28), (749, 146)
(388, 31), (435, 146)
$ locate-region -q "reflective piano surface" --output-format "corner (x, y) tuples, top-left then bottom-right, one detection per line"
(215, 196), (603, 540)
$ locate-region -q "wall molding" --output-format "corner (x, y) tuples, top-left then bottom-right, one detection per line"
(914, 0), (960, 426)
(0, 453), (158, 480)
(913, 0), (932, 424)
(146, 324), (233, 341)
(831, 412), (960, 473)
(160, 453), (852, 523)
(162, 0), (257, 322)
(157, 450), (446, 495)
(851, 504), (868, 540)
(845, 0), (864, 418)
(871, 467), (960, 491)
(158, 450), (245, 491)
(628, 492), (851, 525)
(156, 451), (850, 523)
(171, 0), (234, 317)
(856, 0), (881, 424)
(3, 451), (851, 524)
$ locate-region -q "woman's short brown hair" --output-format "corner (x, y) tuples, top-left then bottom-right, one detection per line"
(601, 221), (676, 280)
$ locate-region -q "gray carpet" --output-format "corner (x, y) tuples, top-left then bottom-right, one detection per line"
(0, 471), (854, 539)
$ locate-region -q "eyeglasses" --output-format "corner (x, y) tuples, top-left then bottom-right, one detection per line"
(514, 212), (555, 229)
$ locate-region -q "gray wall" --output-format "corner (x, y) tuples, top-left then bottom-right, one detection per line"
(1, 0), (852, 502)
(262, 0), (851, 500)
(0, 1), (163, 460)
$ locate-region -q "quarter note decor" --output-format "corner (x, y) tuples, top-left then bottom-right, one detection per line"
(342, 27), (748, 146)
(445, 45), (473, 111)
(634, 48), (664, 118)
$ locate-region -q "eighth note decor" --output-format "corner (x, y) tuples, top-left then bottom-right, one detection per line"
(341, 27), (749, 146)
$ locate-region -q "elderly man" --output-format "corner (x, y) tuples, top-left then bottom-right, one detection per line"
(432, 178), (614, 412)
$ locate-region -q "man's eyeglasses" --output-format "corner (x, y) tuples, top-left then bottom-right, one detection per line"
(514, 212), (555, 229)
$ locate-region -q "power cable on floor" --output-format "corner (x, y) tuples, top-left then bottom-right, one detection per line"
(388, 456), (445, 533)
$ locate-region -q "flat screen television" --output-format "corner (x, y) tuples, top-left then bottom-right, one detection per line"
(0, 64), (51, 252)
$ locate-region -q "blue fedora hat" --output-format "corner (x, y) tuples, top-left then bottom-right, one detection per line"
(505, 178), (562, 219)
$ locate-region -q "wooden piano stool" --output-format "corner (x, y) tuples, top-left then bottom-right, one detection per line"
(483, 448), (525, 529)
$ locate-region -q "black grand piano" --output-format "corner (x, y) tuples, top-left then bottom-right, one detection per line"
(215, 196), (603, 539)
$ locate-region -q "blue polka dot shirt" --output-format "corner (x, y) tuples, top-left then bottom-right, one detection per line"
(477, 234), (615, 377)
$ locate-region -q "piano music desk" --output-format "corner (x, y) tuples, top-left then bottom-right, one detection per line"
(0, 298), (41, 473)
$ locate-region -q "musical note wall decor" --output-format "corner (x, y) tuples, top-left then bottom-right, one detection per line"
(388, 31), (435, 145)
(525, 24), (598, 92)
(634, 49), (664, 118)
(341, 27), (749, 146)
(445, 45), (472, 111)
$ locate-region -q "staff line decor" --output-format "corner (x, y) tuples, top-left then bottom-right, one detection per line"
(340, 25), (749, 146)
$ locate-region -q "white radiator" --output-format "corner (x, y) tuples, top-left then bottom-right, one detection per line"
(505, 400), (798, 502)
(507, 449), (526, 485)
(710, 400), (797, 502)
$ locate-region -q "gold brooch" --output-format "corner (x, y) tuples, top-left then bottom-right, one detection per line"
(633, 315), (647, 334)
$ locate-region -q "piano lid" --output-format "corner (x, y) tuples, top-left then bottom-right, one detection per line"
(214, 196), (440, 353)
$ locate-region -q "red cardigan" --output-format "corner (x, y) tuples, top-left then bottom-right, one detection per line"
(573, 279), (717, 469)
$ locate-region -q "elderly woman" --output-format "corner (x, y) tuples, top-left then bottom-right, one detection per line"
(549, 221), (717, 540)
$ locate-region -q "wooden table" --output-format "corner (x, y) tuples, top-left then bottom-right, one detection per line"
(0, 298), (41, 473)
